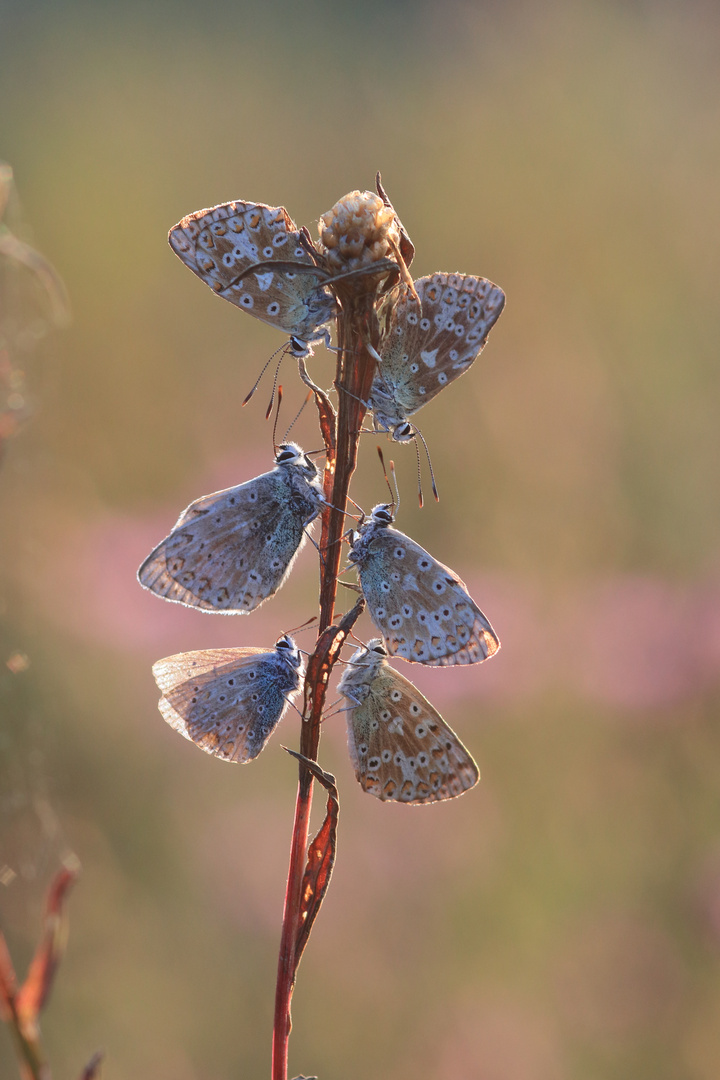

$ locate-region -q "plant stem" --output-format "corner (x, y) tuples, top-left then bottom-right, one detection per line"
(271, 292), (381, 1080)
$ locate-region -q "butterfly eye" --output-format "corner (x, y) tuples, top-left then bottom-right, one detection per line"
(275, 447), (300, 465)
(289, 336), (309, 356)
(393, 423), (413, 440)
(371, 504), (394, 525)
(370, 644), (387, 656)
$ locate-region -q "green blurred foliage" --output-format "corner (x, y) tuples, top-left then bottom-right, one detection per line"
(1, 1), (719, 1078)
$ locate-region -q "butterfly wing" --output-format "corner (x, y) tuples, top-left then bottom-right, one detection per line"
(168, 200), (336, 343)
(342, 660), (479, 803)
(372, 273), (505, 428)
(152, 646), (300, 762)
(138, 467), (320, 613)
(356, 525), (500, 665)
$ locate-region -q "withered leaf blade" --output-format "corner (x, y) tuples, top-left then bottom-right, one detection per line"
(78, 1050), (104, 1080)
(16, 863), (78, 1026)
(297, 357), (336, 457)
(283, 750), (339, 970)
(303, 598), (365, 719)
(375, 171), (415, 269)
(0, 932), (18, 1023)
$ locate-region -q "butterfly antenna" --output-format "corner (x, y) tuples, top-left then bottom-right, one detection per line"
(416, 428), (439, 504)
(376, 446), (399, 516)
(271, 384), (284, 454)
(284, 615), (318, 637)
(390, 459), (400, 516)
(282, 390), (313, 442)
(265, 350), (285, 420)
(242, 341), (286, 407)
(413, 436), (425, 508)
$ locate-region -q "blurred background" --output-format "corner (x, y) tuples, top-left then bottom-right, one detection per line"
(1, 1), (719, 1077)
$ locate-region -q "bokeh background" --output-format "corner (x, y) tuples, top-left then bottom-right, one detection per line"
(1, 1), (719, 1077)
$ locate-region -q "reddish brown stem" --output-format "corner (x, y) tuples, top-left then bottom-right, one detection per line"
(271, 293), (383, 1080)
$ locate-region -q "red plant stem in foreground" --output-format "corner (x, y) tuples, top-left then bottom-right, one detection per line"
(272, 294), (383, 1080)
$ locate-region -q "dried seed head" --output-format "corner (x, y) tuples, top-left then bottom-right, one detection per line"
(318, 190), (401, 275)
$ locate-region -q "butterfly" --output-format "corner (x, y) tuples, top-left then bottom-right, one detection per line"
(337, 639), (479, 802)
(152, 634), (303, 762)
(138, 443), (325, 613)
(369, 273), (505, 441)
(168, 200), (336, 357)
(347, 503), (500, 665)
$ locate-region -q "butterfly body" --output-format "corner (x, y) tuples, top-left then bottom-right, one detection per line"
(348, 504), (499, 666)
(168, 200), (336, 356)
(338, 640), (479, 802)
(152, 634), (303, 762)
(138, 444), (325, 613)
(369, 273), (505, 440)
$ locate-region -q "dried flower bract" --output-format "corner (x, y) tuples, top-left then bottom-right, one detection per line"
(318, 190), (401, 274)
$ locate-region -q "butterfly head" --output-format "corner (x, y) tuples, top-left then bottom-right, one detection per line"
(287, 326), (332, 359)
(359, 638), (388, 663)
(275, 442), (317, 479)
(288, 335), (312, 358)
(338, 639), (388, 699)
(274, 634), (303, 671)
(369, 503), (395, 527)
(347, 503), (395, 564)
